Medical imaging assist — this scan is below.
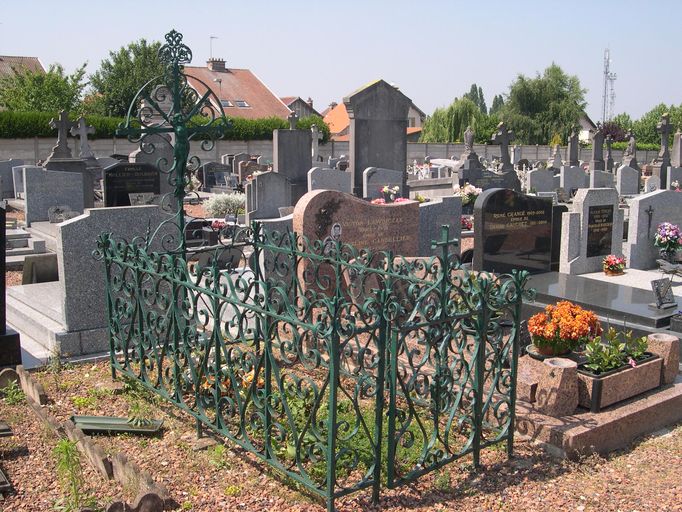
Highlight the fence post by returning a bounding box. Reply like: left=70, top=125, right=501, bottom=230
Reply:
left=472, top=280, right=490, bottom=469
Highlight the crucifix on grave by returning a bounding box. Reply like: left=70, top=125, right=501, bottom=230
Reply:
left=46, top=110, right=76, bottom=161
left=70, top=116, right=96, bottom=160
left=645, top=204, right=655, bottom=239
left=431, top=224, right=459, bottom=263
left=116, top=29, right=229, bottom=258
left=590, top=125, right=605, bottom=171
left=605, top=134, right=614, bottom=172
left=656, top=113, right=672, bottom=166
left=288, top=111, right=299, bottom=130
left=490, top=122, right=514, bottom=172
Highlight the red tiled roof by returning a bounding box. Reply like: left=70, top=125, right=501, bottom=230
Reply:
left=323, top=103, right=350, bottom=135
left=279, top=96, right=297, bottom=106
left=184, top=66, right=291, bottom=120
left=0, top=56, right=44, bottom=79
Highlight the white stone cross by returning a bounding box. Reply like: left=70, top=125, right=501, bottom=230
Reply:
left=70, top=116, right=96, bottom=159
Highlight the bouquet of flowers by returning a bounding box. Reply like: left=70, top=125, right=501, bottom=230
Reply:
left=453, top=182, right=482, bottom=206
left=527, top=301, right=601, bottom=356
left=602, top=254, right=626, bottom=274
left=461, top=216, right=473, bottom=230
left=654, top=222, right=682, bottom=257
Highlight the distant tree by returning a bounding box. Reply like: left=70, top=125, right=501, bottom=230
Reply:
left=295, top=115, right=331, bottom=144
left=0, top=63, right=86, bottom=112
left=500, top=63, right=586, bottom=144
left=611, top=112, right=633, bottom=133
left=463, top=83, right=487, bottom=115
left=420, top=97, right=483, bottom=143
left=632, top=103, right=682, bottom=145
left=87, top=39, right=164, bottom=117
left=490, top=94, right=504, bottom=115
left=601, top=121, right=626, bottom=142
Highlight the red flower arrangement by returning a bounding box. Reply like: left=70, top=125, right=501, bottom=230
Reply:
left=461, top=216, right=473, bottom=230
left=602, top=254, right=626, bottom=274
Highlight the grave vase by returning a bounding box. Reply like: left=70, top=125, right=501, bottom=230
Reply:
left=603, top=268, right=624, bottom=276
left=659, top=249, right=679, bottom=263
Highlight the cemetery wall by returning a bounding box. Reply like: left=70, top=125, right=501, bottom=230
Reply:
left=0, top=138, right=657, bottom=167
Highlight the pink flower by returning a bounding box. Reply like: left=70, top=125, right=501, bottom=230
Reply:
left=628, top=357, right=637, bottom=368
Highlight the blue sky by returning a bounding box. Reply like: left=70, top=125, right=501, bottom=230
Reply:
left=1, top=0, right=679, bottom=121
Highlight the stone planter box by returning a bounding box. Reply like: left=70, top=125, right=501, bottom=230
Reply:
left=669, top=314, right=682, bottom=333
left=577, top=354, right=662, bottom=412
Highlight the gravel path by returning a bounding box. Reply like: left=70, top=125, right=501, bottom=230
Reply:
left=0, top=361, right=680, bottom=511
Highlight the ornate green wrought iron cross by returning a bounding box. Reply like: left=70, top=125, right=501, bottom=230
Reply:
left=116, top=29, right=230, bottom=257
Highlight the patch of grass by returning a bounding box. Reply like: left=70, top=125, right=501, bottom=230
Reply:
left=224, top=484, right=240, bottom=496
left=87, top=387, right=113, bottom=400
left=434, top=468, right=452, bottom=492
left=1, top=380, right=25, bottom=405
left=52, top=439, right=97, bottom=512
left=208, top=444, right=231, bottom=470
left=127, top=399, right=156, bottom=427
left=70, top=395, right=96, bottom=409
left=181, top=500, right=193, bottom=510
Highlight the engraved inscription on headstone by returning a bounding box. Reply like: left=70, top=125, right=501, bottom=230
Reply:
left=103, top=163, right=160, bottom=207
left=586, top=205, right=614, bottom=258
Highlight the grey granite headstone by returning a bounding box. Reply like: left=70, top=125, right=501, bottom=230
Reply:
left=22, top=167, right=84, bottom=226
left=273, top=128, right=312, bottom=203
left=43, top=159, right=93, bottom=209
left=526, top=168, right=556, bottom=193
left=666, top=167, right=682, bottom=189
left=56, top=205, right=173, bottom=353
left=624, top=190, right=682, bottom=269
left=245, top=171, right=292, bottom=223
left=362, top=167, right=404, bottom=199
left=560, top=165, right=587, bottom=193
left=566, top=131, right=579, bottom=166
left=417, top=196, right=462, bottom=257
left=10, top=162, right=28, bottom=199
left=590, top=127, right=605, bottom=171
left=0, top=159, right=24, bottom=198
left=589, top=169, right=615, bottom=188
left=345, top=79, right=411, bottom=196
left=308, top=167, right=352, bottom=193
left=671, top=130, right=682, bottom=168
left=549, top=145, right=562, bottom=170
left=559, top=188, right=623, bottom=274
left=615, top=165, right=639, bottom=196
left=232, top=153, right=249, bottom=175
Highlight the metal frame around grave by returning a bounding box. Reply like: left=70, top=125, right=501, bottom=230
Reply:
left=97, top=29, right=533, bottom=511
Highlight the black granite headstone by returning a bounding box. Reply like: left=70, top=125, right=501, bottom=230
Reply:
left=462, top=169, right=521, bottom=192
left=103, top=163, right=161, bottom=207
left=550, top=204, right=568, bottom=272
left=473, top=188, right=553, bottom=274
left=586, top=205, right=614, bottom=258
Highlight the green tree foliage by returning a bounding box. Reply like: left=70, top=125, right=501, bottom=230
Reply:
left=601, top=121, right=626, bottom=142
left=631, top=104, right=682, bottom=145
left=295, top=115, right=331, bottom=144
left=420, top=97, right=483, bottom=143
left=490, top=94, right=504, bottom=115
left=463, top=84, right=487, bottom=115
left=500, top=63, right=586, bottom=144
left=88, top=39, right=164, bottom=117
left=611, top=112, right=633, bottom=133
left=0, top=64, right=86, bottom=112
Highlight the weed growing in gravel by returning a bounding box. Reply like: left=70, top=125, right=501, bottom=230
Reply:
left=70, top=395, right=96, bottom=409
left=208, top=444, right=231, bottom=470
left=1, top=380, right=25, bottom=405
left=121, top=376, right=161, bottom=406
left=87, top=387, right=113, bottom=400
left=181, top=500, right=193, bottom=510
left=224, top=484, right=241, bottom=496
left=127, top=399, right=156, bottom=427
left=434, top=468, right=452, bottom=492
left=52, top=438, right=97, bottom=512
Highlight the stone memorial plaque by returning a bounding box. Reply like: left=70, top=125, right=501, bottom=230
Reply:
left=473, top=188, right=553, bottom=274
left=650, top=278, right=677, bottom=309
left=103, top=163, right=160, bottom=207
left=129, top=192, right=155, bottom=206
left=586, top=205, right=614, bottom=258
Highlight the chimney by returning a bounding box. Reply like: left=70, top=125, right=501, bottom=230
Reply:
left=329, top=101, right=337, bottom=110
left=207, top=58, right=226, bottom=72
left=307, top=97, right=313, bottom=108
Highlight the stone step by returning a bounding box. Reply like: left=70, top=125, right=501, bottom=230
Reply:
left=8, top=283, right=64, bottom=324
left=6, top=295, right=61, bottom=356
left=26, top=223, right=57, bottom=253
left=6, top=238, right=29, bottom=249
left=6, top=239, right=47, bottom=257
left=6, top=229, right=30, bottom=240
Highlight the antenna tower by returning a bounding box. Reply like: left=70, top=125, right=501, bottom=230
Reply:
left=601, top=48, right=617, bottom=123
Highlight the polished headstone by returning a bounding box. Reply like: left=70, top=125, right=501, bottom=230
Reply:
left=103, top=162, right=161, bottom=207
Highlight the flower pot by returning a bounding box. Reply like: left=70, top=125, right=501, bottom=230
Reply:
left=603, top=269, right=624, bottom=276
left=527, top=343, right=570, bottom=359
left=577, top=353, right=662, bottom=413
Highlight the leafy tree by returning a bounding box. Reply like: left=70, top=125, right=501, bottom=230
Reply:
left=463, top=84, right=487, bottom=115
left=0, top=63, right=86, bottom=112
left=420, top=97, right=483, bottom=143
left=500, top=63, right=586, bottom=144
left=490, top=94, right=504, bottom=115
left=632, top=103, right=682, bottom=145
left=295, top=115, right=331, bottom=144
left=87, top=39, right=164, bottom=117
left=601, top=121, right=626, bottom=142
left=611, top=112, right=633, bottom=133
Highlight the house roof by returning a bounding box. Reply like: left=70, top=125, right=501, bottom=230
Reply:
left=184, top=65, right=291, bottom=120
left=279, top=96, right=297, bottom=106
left=0, top=56, right=44, bottom=79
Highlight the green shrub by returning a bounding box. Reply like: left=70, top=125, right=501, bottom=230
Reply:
left=204, top=193, right=246, bottom=218
left=1, top=380, right=25, bottom=405
left=0, top=110, right=124, bottom=139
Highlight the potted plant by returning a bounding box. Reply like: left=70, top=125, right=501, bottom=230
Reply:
left=577, top=328, right=662, bottom=412
left=461, top=215, right=473, bottom=231
left=654, top=222, right=682, bottom=262
left=602, top=254, right=626, bottom=276
left=527, top=301, right=601, bottom=357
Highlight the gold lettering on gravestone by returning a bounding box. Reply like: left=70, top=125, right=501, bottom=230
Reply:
left=486, top=209, right=550, bottom=231
left=586, top=205, right=614, bottom=257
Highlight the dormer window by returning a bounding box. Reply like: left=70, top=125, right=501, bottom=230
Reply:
left=235, top=100, right=250, bottom=108
left=220, top=100, right=233, bottom=107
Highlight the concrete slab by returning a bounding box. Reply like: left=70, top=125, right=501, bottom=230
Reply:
left=515, top=374, right=682, bottom=459
left=8, top=282, right=63, bottom=323
left=582, top=268, right=682, bottom=298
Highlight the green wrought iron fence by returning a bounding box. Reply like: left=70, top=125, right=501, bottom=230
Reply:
left=98, top=223, right=531, bottom=510
left=98, top=28, right=532, bottom=511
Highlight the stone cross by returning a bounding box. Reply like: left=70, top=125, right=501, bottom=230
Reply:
left=47, top=110, right=76, bottom=160
left=590, top=125, right=605, bottom=171
left=310, top=124, right=323, bottom=162
left=463, top=126, right=475, bottom=153
left=623, top=130, right=639, bottom=170
left=490, top=122, right=514, bottom=171
left=288, top=111, right=298, bottom=130
left=657, top=113, right=673, bottom=166
left=567, top=131, right=579, bottom=166
left=70, top=116, right=95, bottom=159
left=605, top=134, right=614, bottom=172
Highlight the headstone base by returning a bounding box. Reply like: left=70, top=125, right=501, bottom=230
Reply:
left=0, top=328, right=21, bottom=367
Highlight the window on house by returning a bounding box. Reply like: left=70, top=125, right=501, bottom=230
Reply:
left=235, top=100, right=250, bottom=108
left=220, top=100, right=233, bottom=107
left=409, top=117, right=416, bottom=127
